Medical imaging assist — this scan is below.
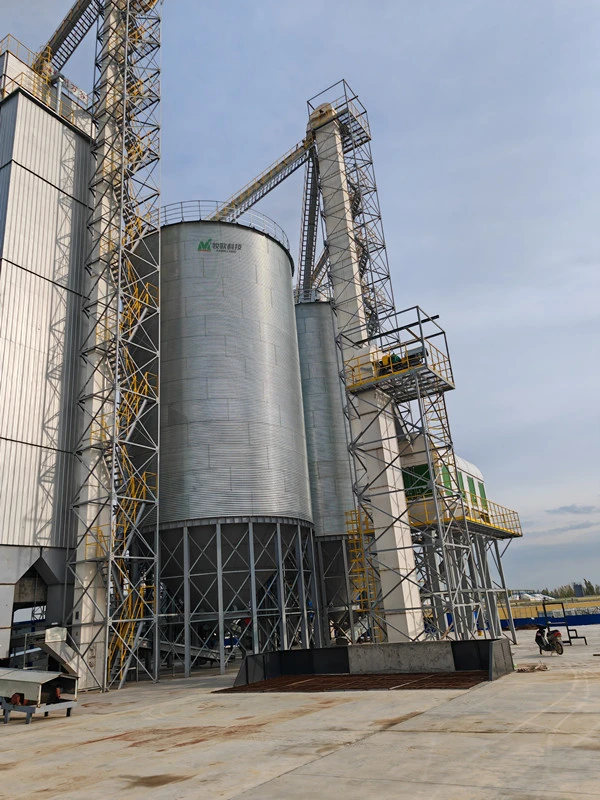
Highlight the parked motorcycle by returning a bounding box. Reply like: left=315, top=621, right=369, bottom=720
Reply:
left=535, top=624, right=564, bottom=655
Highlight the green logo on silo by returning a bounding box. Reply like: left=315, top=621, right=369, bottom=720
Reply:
left=198, top=238, right=212, bottom=252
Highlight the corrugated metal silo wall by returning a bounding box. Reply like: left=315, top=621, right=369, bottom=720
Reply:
left=0, top=91, right=90, bottom=551
left=295, top=301, right=354, bottom=537
left=159, top=221, right=312, bottom=523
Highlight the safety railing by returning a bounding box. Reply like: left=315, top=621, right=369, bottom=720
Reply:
left=85, top=526, right=110, bottom=560
left=500, top=598, right=600, bottom=621
left=465, top=498, right=522, bottom=537
left=160, top=200, right=290, bottom=252
left=0, top=34, right=38, bottom=69
left=0, top=71, right=91, bottom=134
left=344, top=338, right=453, bottom=393
left=307, top=80, right=371, bottom=141
left=408, top=495, right=522, bottom=538
left=1, top=33, right=90, bottom=102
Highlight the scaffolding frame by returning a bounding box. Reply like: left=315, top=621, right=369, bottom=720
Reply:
left=68, top=0, right=161, bottom=690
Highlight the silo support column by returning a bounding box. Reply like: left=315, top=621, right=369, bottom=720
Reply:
left=183, top=525, right=191, bottom=678
left=341, top=539, right=356, bottom=643
left=216, top=523, right=225, bottom=675
left=248, top=522, right=260, bottom=654
left=295, top=525, right=309, bottom=649
left=307, top=533, right=324, bottom=648
left=275, top=524, right=288, bottom=650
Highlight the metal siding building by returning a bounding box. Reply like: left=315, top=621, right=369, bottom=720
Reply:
left=0, top=86, right=91, bottom=657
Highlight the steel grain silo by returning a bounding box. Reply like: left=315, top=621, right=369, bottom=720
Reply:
left=295, top=300, right=354, bottom=538
left=296, top=300, right=356, bottom=638
left=154, top=203, right=318, bottom=673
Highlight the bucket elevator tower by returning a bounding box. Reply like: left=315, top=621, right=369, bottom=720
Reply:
left=209, top=80, right=521, bottom=644
left=300, top=83, right=519, bottom=642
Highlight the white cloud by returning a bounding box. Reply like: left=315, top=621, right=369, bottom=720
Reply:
left=546, top=504, right=600, bottom=515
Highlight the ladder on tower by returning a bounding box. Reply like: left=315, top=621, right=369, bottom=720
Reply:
left=345, top=510, right=384, bottom=642
left=297, top=153, right=320, bottom=301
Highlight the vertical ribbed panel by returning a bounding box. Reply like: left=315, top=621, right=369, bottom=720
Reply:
left=0, top=164, right=10, bottom=254
left=1, top=166, right=87, bottom=287
left=0, top=91, right=90, bottom=550
left=295, top=301, right=354, bottom=537
left=0, top=53, right=30, bottom=86
left=10, top=94, right=91, bottom=203
left=160, top=221, right=312, bottom=524
left=0, top=261, right=79, bottom=448
left=0, top=439, right=75, bottom=549
left=0, top=92, right=17, bottom=169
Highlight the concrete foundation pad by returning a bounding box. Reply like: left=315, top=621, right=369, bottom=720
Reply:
left=347, top=640, right=455, bottom=673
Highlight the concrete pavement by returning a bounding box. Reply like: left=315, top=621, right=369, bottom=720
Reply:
left=1, top=625, right=599, bottom=799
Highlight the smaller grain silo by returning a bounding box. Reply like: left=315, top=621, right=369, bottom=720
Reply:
left=295, top=299, right=357, bottom=640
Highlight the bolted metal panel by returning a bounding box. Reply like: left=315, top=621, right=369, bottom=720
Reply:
left=0, top=164, right=10, bottom=252
left=0, top=262, right=80, bottom=449
left=295, top=301, right=354, bottom=537
left=160, top=220, right=312, bottom=524
left=0, top=52, right=34, bottom=87
left=0, top=91, right=89, bottom=553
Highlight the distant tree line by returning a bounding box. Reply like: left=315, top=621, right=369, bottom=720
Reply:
left=540, top=579, right=600, bottom=598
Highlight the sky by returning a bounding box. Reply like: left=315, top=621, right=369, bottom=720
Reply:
left=2, top=0, right=599, bottom=589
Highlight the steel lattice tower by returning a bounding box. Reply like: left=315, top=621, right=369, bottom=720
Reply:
left=304, top=81, right=509, bottom=642
left=69, top=0, right=161, bottom=690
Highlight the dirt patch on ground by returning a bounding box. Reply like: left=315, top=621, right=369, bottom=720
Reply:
left=82, top=699, right=353, bottom=752
left=123, top=774, right=194, bottom=788
left=85, top=723, right=264, bottom=750
left=372, top=711, right=423, bottom=729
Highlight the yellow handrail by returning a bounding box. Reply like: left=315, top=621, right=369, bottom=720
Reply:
left=344, top=339, right=453, bottom=392
left=0, top=34, right=38, bottom=69
left=0, top=72, right=90, bottom=133
left=408, top=494, right=522, bottom=538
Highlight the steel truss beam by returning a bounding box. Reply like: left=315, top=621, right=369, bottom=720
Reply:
left=34, top=0, right=102, bottom=75
left=158, top=520, right=320, bottom=675
left=68, top=0, right=161, bottom=690
left=209, top=139, right=311, bottom=223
